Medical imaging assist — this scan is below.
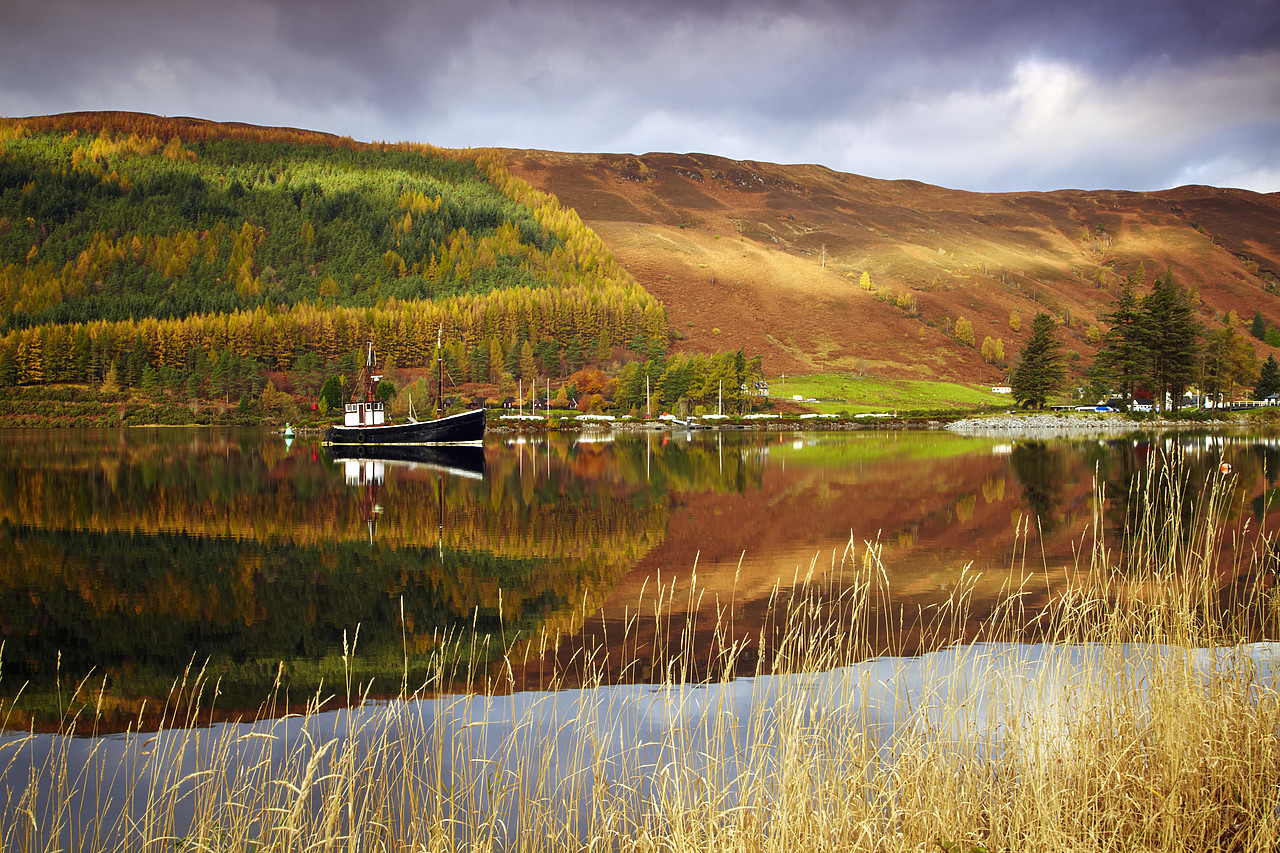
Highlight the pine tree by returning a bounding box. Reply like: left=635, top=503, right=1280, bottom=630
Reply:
left=1143, top=271, right=1201, bottom=412
left=1255, top=355, right=1280, bottom=400
left=1011, top=313, right=1064, bottom=409
left=1092, top=282, right=1146, bottom=406
left=1251, top=309, right=1266, bottom=340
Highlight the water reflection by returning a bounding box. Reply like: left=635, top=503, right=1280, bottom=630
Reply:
left=0, top=427, right=1278, bottom=731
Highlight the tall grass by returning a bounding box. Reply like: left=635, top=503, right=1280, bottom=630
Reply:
left=2, top=449, right=1278, bottom=852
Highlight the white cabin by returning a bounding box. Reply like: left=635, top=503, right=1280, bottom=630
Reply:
left=344, top=401, right=386, bottom=427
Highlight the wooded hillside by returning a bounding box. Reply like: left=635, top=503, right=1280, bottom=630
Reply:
left=0, top=113, right=667, bottom=407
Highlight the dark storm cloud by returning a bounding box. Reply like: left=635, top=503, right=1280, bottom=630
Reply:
left=1, top=0, right=1277, bottom=191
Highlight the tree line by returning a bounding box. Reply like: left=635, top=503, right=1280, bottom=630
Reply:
left=1013, top=268, right=1271, bottom=411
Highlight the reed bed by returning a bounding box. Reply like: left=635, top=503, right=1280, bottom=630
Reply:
left=2, top=449, right=1279, bottom=852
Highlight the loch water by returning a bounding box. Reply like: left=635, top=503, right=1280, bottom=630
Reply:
left=1, top=425, right=1278, bottom=731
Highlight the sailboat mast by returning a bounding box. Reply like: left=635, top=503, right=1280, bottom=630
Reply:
left=436, top=326, right=444, bottom=420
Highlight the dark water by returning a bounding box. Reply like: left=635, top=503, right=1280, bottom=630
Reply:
left=1, top=426, right=1277, bottom=731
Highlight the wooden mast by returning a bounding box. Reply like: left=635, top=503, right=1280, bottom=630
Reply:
left=436, top=326, right=444, bottom=420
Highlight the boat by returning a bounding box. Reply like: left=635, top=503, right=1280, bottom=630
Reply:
left=323, top=340, right=485, bottom=447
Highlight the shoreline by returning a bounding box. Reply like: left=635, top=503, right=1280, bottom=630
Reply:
left=943, top=411, right=1247, bottom=437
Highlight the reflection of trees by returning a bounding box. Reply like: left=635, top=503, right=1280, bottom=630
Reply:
left=1097, top=437, right=1258, bottom=566
left=0, top=430, right=768, bottom=728
left=1249, top=443, right=1280, bottom=522
left=0, top=527, right=564, bottom=704
left=0, top=432, right=763, bottom=552
left=1010, top=441, right=1067, bottom=533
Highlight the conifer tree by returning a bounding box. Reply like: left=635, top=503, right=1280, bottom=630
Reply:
left=1011, top=313, right=1064, bottom=409
left=1143, top=271, right=1201, bottom=411
left=1255, top=355, right=1280, bottom=400
left=1092, top=281, right=1146, bottom=406
left=1251, top=309, right=1267, bottom=340
left=519, top=340, right=536, bottom=382
left=1202, top=324, right=1255, bottom=405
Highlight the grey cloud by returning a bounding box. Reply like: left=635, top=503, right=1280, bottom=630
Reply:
left=1, top=0, right=1277, bottom=191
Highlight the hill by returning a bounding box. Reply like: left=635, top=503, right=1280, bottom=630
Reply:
left=4, top=112, right=1279, bottom=419
left=0, top=113, right=666, bottom=423
left=502, top=150, right=1280, bottom=383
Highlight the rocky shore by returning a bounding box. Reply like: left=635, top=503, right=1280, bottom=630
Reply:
left=944, top=412, right=1216, bottom=436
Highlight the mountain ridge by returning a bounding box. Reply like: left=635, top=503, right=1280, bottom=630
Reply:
left=502, top=148, right=1280, bottom=382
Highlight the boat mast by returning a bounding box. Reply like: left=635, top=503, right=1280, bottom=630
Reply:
left=436, top=325, right=444, bottom=420
left=364, top=341, right=375, bottom=402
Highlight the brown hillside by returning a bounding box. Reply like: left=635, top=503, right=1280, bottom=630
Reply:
left=502, top=150, right=1280, bottom=382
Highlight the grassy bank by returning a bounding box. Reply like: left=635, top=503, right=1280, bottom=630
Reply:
left=771, top=373, right=1012, bottom=415
left=2, top=450, right=1279, bottom=852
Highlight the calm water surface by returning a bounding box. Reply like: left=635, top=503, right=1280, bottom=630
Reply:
left=1, top=425, right=1277, bottom=731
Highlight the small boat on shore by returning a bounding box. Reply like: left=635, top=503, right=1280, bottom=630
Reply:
left=323, top=341, right=485, bottom=447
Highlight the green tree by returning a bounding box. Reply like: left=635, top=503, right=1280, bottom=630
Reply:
left=1143, top=271, right=1201, bottom=412
left=320, top=375, right=345, bottom=410
left=469, top=342, right=488, bottom=383
left=1092, top=282, right=1146, bottom=406
left=1255, top=355, right=1280, bottom=400
left=1251, top=309, right=1267, bottom=340
left=1011, top=313, right=1064, bottom=409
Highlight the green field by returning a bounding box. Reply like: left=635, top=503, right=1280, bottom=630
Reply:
left=770, top=373, right=1012, bottom=414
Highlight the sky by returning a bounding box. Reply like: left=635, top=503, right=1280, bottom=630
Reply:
left=2, top=0, right=1278, bottom=193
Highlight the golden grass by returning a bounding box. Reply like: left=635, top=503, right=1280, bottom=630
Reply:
left=2, top=449, right=1279, bottom=852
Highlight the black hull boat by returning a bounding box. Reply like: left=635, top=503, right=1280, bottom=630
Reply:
left=323, top=407, right=486, bottom=446
left=323, top=339, right=486, bottom=448
left=325, top=441, right=486, bottom=479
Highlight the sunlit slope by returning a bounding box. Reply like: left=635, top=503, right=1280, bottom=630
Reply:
left=504, top=150, right=1280, bottom=380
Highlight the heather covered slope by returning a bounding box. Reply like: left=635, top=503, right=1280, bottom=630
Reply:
left=504, top=150, right=1280, bottom=382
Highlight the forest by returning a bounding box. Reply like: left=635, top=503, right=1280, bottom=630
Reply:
left=0, top=113, right=670, bottom=420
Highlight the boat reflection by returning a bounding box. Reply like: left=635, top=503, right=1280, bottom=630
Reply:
left=325, top=442, right=486, bottom=481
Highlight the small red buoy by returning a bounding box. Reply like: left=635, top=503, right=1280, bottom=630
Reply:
left=1220, top=462, right=1232, bottom=474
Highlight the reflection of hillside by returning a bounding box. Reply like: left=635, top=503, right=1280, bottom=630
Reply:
left=515, top=433, right=1280, bottom=689
left=0, top=525, right=588, bottom=726
left=0, top=430, right=773, bottom=731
